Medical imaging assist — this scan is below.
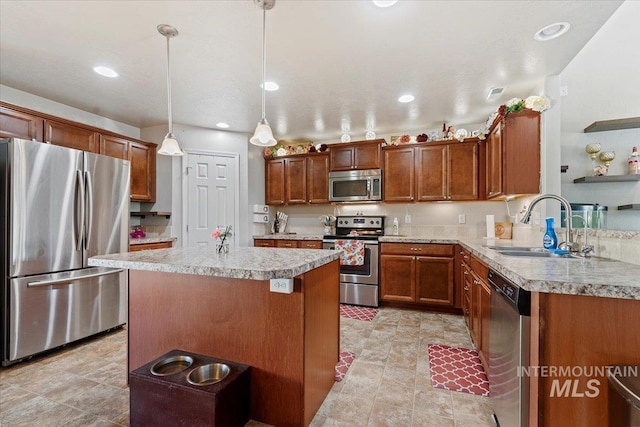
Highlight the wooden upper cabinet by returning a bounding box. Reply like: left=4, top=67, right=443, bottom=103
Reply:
left=383, top=147, right=415, bottom=202
left=329, top=140, right=382, bottom=171
left=100, top=134, right=129, bottom=160
left=129, top=141, right=156, bottom=202
left=0, top=105, right=44, bottom=141
left=45, top=120, right=99, bottom=153
left=416, top=142, right=478, bottom=202
left=285, top=157, right=307, bottom=204
left=265, top=158, right=286, bottom=205
left=448, top=142, right=479, bottom=200
left=487, top=109, right=541, bottom=199
left=416, top=145, right=447, bottom=201
left=307, top=153, right=329, bottom=204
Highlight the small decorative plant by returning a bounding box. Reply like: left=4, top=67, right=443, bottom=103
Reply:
left=211, top=226, right=233, bottom=253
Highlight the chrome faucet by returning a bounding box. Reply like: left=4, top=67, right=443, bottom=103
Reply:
left=520, top=194, right=576, bottom=251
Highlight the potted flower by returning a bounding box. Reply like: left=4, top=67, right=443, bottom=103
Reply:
left=211, top=226, right=233, bottom=254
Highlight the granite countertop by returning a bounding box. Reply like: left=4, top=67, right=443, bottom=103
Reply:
left=380, top=236, right=640, bottom=300
left=89, top=246, right=341, bottom=280
left=254, top=234, right=324, bottom=240
left=129, top=236, right=177, bottom=245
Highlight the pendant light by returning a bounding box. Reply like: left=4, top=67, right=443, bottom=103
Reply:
left=157, top=24, right=184, bottom=156
left=250, top=0, right=277, bottom=147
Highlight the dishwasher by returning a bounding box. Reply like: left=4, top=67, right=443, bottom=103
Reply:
left=488, top=269, right=531, bottom=427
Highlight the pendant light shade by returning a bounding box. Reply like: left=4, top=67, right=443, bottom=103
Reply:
left=157, top=24, right=184, bottom=156
left=250, top=0, right=277, bottom=147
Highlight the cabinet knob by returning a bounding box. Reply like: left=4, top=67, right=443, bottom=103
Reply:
left=463, top=255, right=469, bottom=259
left=464, top=286, right=469, bottom=291
left=463, top=271, right=469, bottom=275
left=473, top=279, right=480, bottom=285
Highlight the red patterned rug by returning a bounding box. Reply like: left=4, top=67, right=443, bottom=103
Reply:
left=427, top=344, right=490, bottom=396
left=335, top=351, right=356, bottom=382
left=340, top=304, right=378, bottom=322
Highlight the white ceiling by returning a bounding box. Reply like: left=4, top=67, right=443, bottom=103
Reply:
left=0, top=0, right=623, bottom=142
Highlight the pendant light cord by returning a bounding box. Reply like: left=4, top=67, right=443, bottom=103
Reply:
left=261, top=8, right=267, bottom=121
left=166, top=33, right=173, bottom=134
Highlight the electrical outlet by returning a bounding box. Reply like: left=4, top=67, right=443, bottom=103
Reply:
left=270, top=278, right=294, bottom=294
left=458, top=214, right=466, bottom=224
left=560, top=86, right=568, bottom=97
left=405, top=214, right=411, bottom=224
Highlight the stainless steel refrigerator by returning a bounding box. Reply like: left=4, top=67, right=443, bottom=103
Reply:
left=1, top=138, right=130, bottom=366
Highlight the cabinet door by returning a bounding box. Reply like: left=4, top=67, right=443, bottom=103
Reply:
left=129, top=141, right=156, bottom=202
left=265, top=158, right=286, bottom=205
left=254, top=239, right=275, bottom=247
left=45, top=120, right=99, bottom=153
left=299, top=240, right=322, bottom=249
left=380, top=254, right=415, bottom=302
left=470, top=271, right=483, bottom=348
left=307, top=154, right=329, bottom=204
left=354, top=144, right=380, bottom=169
left=330, top=146, right=355, bottom=171
left=100, top=134, right=129, bottom=160
left=479, top=280, right=491, bottom=368
left=275, top=240, right=298, bottom=248
left=285, top=157, right=307, bottom=204
left=448, top=142, right=479, bottom=200
left=383, top=147, right=415, bottom=202
left=502, top=110, right=541, bottom=196
left=415, top=256, right=455, bottom=306
left=486, top=122, right=503, bottom=199
left=416, top=145, right=447, bottom=201
left=0, top=106, right=44, bottom=141
left=462, top=262, right=473, bottom=330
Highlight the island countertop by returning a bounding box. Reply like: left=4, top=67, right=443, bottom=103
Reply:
left=380, top=236, right=640, bottom=300
left=89, top=246, right=341, bottom=280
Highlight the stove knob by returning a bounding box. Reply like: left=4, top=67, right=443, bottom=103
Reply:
left=376, top=220, right=380, bottom=224
left=370, top=220, right=374, bottom=224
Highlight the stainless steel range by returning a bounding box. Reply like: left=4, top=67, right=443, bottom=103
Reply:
left=322, top=216, right=384, bottom=308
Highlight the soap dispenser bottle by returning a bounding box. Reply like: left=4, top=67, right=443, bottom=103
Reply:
left=543, top=217, right=558, bottom=250
left=392, top=217, right=399, bottom=235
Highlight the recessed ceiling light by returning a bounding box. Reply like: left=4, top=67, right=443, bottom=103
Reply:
left=216, top=122, right=230, bottom=129
left=487, top=87, right=504, bottom=100
left=93, top=66, right=118, bottom=78
left=398, top=94, right=415, bottom=103
left=261, top=82, right=279, bottom=91
left=534, top=22, right=570, bottom=41
left=373, top=0, right=398, bottom=7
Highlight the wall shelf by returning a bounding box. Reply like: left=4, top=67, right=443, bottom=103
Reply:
left=130, top=211, right=171, bottom=218
left=617, top=204, right=640, bottom=211
left=584, top=117, right=640, bottom=133
left=573, top=175, right=640, bottom=183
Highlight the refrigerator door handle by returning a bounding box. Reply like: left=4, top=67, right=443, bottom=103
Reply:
left=74, top=170, right=85, bottom=250
left=84, top=170, right=94, bottom=251
left=27, top=268, right=124, bottom=287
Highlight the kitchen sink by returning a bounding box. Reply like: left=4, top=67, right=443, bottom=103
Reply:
left=485, top=246, right=617, bottom=261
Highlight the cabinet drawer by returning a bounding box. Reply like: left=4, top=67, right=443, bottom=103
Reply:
left=469, top=254, right=488, bottom=279
left=129, top=241, right=173, bottom=252
left=275, top=240, right=298, bottom=248
left=254, top=239, right=275, bottom=247
left=299, top=240, right=322, bottom=249
left=381, top=243, right=454, bottom=257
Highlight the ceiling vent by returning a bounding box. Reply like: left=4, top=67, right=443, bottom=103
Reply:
left=487, top=87, right=504, bottom=100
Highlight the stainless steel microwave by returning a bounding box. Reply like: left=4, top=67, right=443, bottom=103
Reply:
left=329, top=169, right=382, bottom=202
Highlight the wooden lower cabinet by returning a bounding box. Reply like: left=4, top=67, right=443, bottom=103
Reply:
left=380, top=243, right=455, bottom=309
left=254, top=239, right=322, bottom=249
left=129, top=241, right=173, bottom=252
left=458, top=248, right=490, bottom=368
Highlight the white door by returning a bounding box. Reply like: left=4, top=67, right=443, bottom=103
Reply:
left=185, top=151, right=238, bottom=248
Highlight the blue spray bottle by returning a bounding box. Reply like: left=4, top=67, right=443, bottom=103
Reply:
left=543, top=217, right=558, bottom=250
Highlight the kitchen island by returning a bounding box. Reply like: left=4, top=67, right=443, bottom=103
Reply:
left=89, top=246, right=341, bottom=427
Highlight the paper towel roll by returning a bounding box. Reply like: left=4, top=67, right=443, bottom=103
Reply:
left=486, top=215, right=496, bottom=238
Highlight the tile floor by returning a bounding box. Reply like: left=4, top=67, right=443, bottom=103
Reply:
left=0, top=308, right=495, bottom=426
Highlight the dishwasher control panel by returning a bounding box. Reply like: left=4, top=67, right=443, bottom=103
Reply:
left=488, top=270, right=531, bottom=316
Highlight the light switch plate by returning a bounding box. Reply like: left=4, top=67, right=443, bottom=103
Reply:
left=253, top=214, right=270, bottom=223
left=270, top=278, right=294, bottom=294
left=252, top=204, right=269, bottom=213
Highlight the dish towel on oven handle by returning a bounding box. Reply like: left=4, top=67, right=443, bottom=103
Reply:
left=335, top=239, right=365, bottom=266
